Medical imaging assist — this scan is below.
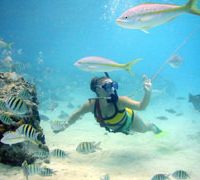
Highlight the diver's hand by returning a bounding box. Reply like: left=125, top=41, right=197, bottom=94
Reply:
left=143, top=74, right=152, bottom=92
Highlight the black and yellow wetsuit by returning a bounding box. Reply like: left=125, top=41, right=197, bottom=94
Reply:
left=94, top=99, right=134, bottom=134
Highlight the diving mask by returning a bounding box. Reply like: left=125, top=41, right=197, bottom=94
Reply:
left=100, top=81, right=118, bottom=93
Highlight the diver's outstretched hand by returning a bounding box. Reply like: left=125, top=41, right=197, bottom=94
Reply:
left=143, top=74, right=152, bottom=92
left=51, top=120, right=69, bottom=134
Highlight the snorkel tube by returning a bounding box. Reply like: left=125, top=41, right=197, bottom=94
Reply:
left=104, top=72, right=118, bottom=104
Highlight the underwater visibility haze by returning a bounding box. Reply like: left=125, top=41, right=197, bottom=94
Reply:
left=0, top=0, right=200, bottom=179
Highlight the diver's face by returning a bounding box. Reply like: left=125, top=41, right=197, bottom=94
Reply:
left=96, top=79, right=118, bottom=97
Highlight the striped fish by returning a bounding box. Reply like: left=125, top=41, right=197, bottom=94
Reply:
left=0, top=99, right=7, bottom=111
left=39, top=167, right=55, bottom=176
left=6, top=96, right=30, bottom=115
left=16, top=124, right=45, bottom=144
left=22, top=161, right=42, bottom=180
left=100, top=174, right=110, bottom=180
left=33, top=149, right=49, bottom=159
left=76, top=141, right=101, bottom=154
left=18, top=89, right=33, bottom=100
left=151, top=174, right=170, bottom=180
left=0, top=112, right=16, bottom=125
left=50, top=149, right=68, bottom=158
left=172, top=170, right=190, bottom=179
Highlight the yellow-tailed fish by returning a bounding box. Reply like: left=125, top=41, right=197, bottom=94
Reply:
left=116, top=0, right=200, bottom=33
left=74, top=56, right=141, bottom=75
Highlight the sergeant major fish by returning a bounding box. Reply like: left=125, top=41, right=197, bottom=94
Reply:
left=39, top=167, right=55, bottom=176
left=18, top=89, right=33, bottom=100
left=116, top=0, right=200, bottom=33
left=74, top=56, right=141, bottom=75
left=50, top=149, right=68, bottom=158
left=76, top=141, right=101, bottom=154
left=22, top=161, right=41, bottom=180
left=33, top=149, right=50, bottom=159
left=6, top=95, right=30, bottom=115
left=0, top=99, right=7, bottom=111
left=16, top=124, right=45, bottom=144
left=151, top=173, right=170, bottom=180
left=172, top=170, right=190, bottom=179
left=0, top=112, right=16, bottom=125
left=1, top=125, right=45, bottom=145
left=22, top=161, right=55, bottom=179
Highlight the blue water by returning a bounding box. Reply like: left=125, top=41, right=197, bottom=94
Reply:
left=0, top=0, right=200, bottom=179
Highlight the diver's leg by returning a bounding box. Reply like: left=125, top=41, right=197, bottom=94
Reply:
left=132, top=114, right=162, bottom=134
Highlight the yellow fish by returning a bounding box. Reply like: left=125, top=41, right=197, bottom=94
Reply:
left=116, top=0, right=200, bottom=33
left=74, top=56, right=141, bottom=75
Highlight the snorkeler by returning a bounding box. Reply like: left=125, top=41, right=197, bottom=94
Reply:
left=63, top=73, right=161, bottom=135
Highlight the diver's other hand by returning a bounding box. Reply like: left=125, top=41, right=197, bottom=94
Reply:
left=51, top=119, right=68, bottom=134
left=143, top=74, right=152, bottom=92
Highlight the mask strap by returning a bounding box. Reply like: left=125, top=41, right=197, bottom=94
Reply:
left=104, top=72, right=110, bottom=78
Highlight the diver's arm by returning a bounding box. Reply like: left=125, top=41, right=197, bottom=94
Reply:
left=65, top=101, right=92, bottom=127
left=119, top=75, right=152, bottom=110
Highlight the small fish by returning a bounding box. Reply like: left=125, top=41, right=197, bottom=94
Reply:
left=16, top=124, right=45, bottom=144
left=40, top=114, right=50, bottom=121
left=39, top=167, right=55, bottom=176
left=100, top=174, right=110, bottom=180
left=156, top=116, right=168, bottom=121
left=0, top=112, right=16, bottom=125
left=0, top=99, right=7, bottom=111
left=0, top=39, right=13, bottom=49
left=33, top=149, right=50, bottom=159
left=172, top=170, right=190, bottom=179
left=50, top=120, right=67, bottom=133
left=165, top=108, right=176, bottom=114
left=18, top=89, right=33, bottom=100
left=22, top=161, right=42, bottom=180
left=176, top=113, right=183, bottom=116
left=67, top=102, right=74, bottom=109
left=176, top=97, right=186, bottom=100
left=0, top=131, right=25, bottom=145
left=50, top=149, right=68, bottom=158
left=151, top=173, right=170, bottom=180
left=74, top=56, right=141, bottom=75
left=189, top=93, right=200, bottom=112
left=6, top=96, right=30, bottom=115
left=76, top=141, right=101, bottom=154
left=116, top=0, right=200, bottom=33
left=167, top=54, right=183, bottom=68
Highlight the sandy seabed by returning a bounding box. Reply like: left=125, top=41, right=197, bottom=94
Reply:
left=0, top=98, right=200, bottom=180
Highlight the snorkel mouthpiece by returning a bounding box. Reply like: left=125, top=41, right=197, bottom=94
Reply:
left=103, top=72, right=119, bottom=103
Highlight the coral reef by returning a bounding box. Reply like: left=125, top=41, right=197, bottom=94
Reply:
left=0, top=72, right=47, bottom=166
